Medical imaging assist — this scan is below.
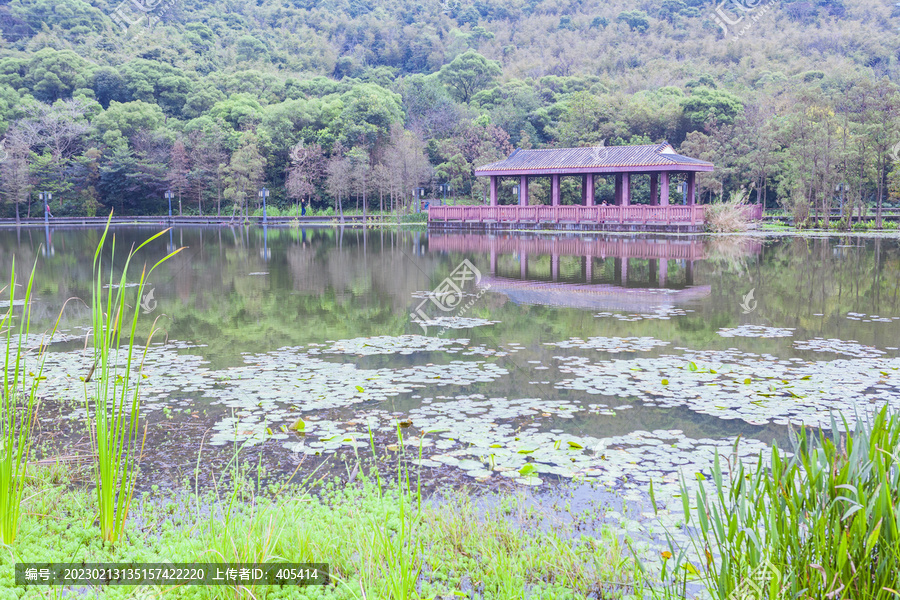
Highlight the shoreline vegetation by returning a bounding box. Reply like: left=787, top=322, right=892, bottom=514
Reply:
left=4, top=408, right=898, bottom=599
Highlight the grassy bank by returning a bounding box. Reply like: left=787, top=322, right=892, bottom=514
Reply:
left=1, top=463, right=640, bottom=600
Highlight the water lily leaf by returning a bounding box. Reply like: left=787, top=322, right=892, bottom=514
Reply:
left=519, top=464, right=536, bottom=476
left=289, top=418, right=305, bottom=432
left=567, top=441, right=583, bottom=449
left=688, top=361, right=698, bottom=372
left=355, top=386, right=365, bottom=393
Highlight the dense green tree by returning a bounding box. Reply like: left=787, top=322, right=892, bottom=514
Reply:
left=438, top=50, right=501, bottom=103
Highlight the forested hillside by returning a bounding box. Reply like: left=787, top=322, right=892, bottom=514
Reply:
left=1, top=0, right=899, bottom=222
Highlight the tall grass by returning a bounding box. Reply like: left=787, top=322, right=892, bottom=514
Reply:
left=648, top=406, right=900, bottom=599
left=0, top=258, right=61, bottom=544
left=85, top=218, right=181, bottom=542
left=705, top=190, right=755, bottom=233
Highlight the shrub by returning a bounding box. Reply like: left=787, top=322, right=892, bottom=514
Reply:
left=705, top=191, right=755, bottom=233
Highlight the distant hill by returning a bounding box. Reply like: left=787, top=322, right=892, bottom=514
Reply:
left=0, top=0, right=897, bottom=221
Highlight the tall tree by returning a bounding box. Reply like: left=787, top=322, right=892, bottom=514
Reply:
left=285, top=142, right=325, bottom=208
left=326, top=144, right=350, bottom=223
left=167, top=137, right=190, bottom=216
left=383, top=125, right=431, bottom=214
left=0, top=132, right=32, bottom=226
left=223, top=134, right=266, bottom=220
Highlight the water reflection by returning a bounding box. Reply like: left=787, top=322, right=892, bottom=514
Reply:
left=425, top=233, right=760, bottom=311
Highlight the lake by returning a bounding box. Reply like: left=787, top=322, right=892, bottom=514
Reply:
left=5, top=225, right=900, bottom=538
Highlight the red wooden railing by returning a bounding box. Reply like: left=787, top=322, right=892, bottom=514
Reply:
left=428, top=204, right=765, bottom=226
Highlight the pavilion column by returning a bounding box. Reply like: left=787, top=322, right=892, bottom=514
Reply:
left=621, top=173, right=631, bottom=206
left=687, top=172, right=696, bottom=205
left=614, top=174, right=622, bottom=205
left=585, top=174, right=595, bottom=206
left=551, top=174, right=560, bottom=206
left=650, top=173, right=659, bottom=206
left=551, top=253, right=559, bottom=281
left=519, top=175, right=529, bottom=206
left=659, top=172, right=670, bottom=206
left=490, top=176, right=498, bottom=206
left=659, top=259, right=668, bottom=286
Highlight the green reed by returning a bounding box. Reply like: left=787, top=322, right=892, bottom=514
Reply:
left=647, top=406, right=900, bottom=599
left=85, top=217, right=181, bottom=542
left=0, top=258, right=61, bottom=544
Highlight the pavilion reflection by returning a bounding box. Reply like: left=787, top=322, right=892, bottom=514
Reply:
left=427, top=233, right=763, bottom=311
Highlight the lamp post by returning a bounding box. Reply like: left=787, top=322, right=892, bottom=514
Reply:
left=258, top=188, right=269, bottom=224
left=39, top=191, right=52, bottom=225
left=165, top=190, right=174, bottom=220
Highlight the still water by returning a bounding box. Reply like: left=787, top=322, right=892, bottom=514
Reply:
left=4, top=226, right=900, bottom=517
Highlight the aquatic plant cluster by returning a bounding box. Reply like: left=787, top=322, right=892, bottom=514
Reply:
left=31, top=327, right=900, bottom=560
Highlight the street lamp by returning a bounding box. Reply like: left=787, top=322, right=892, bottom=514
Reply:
left=39, top=191, right=52, bottom=225
left=165, top=190, right=174, bottom=219
left=258, top=187, right=269, bottom=224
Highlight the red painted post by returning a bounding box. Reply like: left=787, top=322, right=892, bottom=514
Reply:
left=490, top=176, right=498, bottom=207
left=687, top=172, right=696, bottom=205
left=520, top=175, right=529, bottom=206
left=622, top=173, right=631, bottom=206
left=614, top=174, right=622, bottom=205
left=551, top=174, right=560, bottom=206
left=585, top=173, right=594, bottom=206
left=660, top=172, right=669, bottom=206
left=650, top=173, right=659, bottom=206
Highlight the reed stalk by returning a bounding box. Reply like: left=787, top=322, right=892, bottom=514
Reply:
left=85, top=216, right=181, bottom=542
left=0, top=258, right=61, bottom=544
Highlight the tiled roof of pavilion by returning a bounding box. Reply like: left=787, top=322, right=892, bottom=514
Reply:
left=475, top=142, right=714, bottom=175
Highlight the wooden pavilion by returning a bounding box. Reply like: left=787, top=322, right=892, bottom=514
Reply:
left=428, top=142, right=757, bottom=231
